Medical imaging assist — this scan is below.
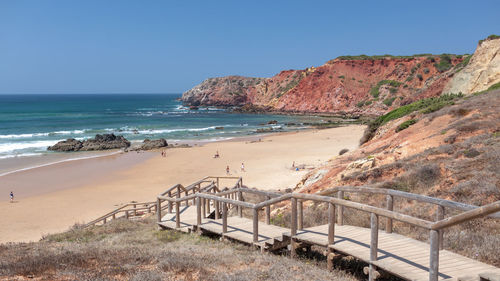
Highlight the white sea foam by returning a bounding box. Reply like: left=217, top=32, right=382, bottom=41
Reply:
left=0, top=140, right=61, bottom=153
left=0, top=151, right=122, bottom=177
left=0, top=129, right=87, bottom=139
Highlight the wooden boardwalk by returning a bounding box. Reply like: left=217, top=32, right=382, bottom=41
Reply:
left=158, top=206, right=500, bottom=281
left=292, top=224, right=500, bottom=281
left=158, top=206, right=290, bottom=250
left=152, top=176, right=500, bottom=281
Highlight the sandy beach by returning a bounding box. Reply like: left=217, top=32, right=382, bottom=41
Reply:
left=0, top=125, right=365, bottom=243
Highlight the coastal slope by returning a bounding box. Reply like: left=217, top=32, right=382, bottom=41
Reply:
left=293, top=89, right=500, bottom=266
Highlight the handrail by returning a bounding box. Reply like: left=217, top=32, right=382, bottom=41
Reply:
left=85, top=201, right=157, bottom=227
left=291, top=193, right=433, bottom=229
left=432, top=200, right=500, bottom=230
left=320, top=185, right=500, bottom=218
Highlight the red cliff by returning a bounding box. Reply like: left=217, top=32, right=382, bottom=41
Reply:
left=182, top=54, right=467, bottom=116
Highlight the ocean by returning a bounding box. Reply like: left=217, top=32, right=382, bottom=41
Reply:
left=0, top=94, right=320, bottom=169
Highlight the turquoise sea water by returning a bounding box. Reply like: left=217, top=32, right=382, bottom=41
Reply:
left=0, top=94, right=318, bottom=159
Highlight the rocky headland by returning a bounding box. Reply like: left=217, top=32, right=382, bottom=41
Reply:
left=182, top=37, right=500, bottom=117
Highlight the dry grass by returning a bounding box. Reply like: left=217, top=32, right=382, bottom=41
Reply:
left=0, top=217, right=358, bottom=281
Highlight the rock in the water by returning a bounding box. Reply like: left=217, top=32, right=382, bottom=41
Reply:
left=47, top=138, right=83, bottom=152
left=139, top=138, right=168, bottom=150
left=48, top=134, right=130, bottom=152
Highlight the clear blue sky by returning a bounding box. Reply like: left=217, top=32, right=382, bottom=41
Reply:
left=0, top=0, right=498, bottom=94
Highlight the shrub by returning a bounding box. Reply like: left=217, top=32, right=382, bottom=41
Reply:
left=370, top=80, right=402, bottom=98
left=396, top=119, right=417, bottom=132
left=463, top=149, right=480, bottom=158
left=365, top=100, right=373, bottom=105
left=339, top=148, right=349, bottom=155
left=389, top=87, right=398, bottom=94
left=338, top=75, right=345, bottom=79
left=423, top=68, right=430, bottom=74
left=417, top=74, right=423, bottom=81
left=405, top=76, right=414, bottom=82
left=356, top=101, right=365, bottom=107
left=478, top=34, right=500, bottom=45
left=383, top=97, right=396, bottom=106
left=434, top=54, right=453, bottom=72
left=487, top=82, right=500, bottom=91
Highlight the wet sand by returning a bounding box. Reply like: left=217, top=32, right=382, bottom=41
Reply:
left=0, top=125, right=365, bottom=243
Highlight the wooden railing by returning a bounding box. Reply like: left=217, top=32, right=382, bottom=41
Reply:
left=84, top=201, right=157, bottom=227
left=157, top=179, right=500, bottom=281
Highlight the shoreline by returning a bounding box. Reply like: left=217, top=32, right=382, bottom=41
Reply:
left=0, top=125, right=365, bottom=243
left=0, top=128, right=305, bottom=178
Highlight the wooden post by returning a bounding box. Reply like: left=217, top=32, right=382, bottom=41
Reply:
left=253, top=208, right=259, bottom=243
left=327, top=202, right=336, bottom=270
left=328, top=203, right=335, bottom=245
left=238, top=190, right=243, bottom=217
left=337, top=191, right=344, bottom=226
left=386, top=195, right=393, bottom=233
left=206, top=198, right=211, bottom=216
left=156, top=198, right=162, bottom=223
left=125, top=210, right=129, bottom=219
left=202, top=197, right=206, bottom=218
left=168, top=191, right=172, bottom=213
left=291, top=198, right=298, bottom=259
left=298, top=200, right=303, bottom=230
left=175, top=202, right=180, bottom=228
left=215, top=198, right=220, bottom=219
left=436, top=205, right=445, bottom=250
left=112, top=213, right=116, bottom=219
left=291, top=198, right=297, bottom=236
left=369, top=213, right=379, bottom=281
left=185, top=190, right=188, bottom=206
left=222, top=202, right=228, bottom=233
left=265, top=196, right=271, bottom=225
left=196, top=197, right=201, bottom=231
left=429, top=229, right=440, bottom=281
left=133, top=204, right=137, bottom=216
left=217, top=177, right=220, bottom=189
left=103, top=218, right=107, bottom=224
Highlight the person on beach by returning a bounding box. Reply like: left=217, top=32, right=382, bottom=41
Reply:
left=241, top=162, right=245, bottom=172
left=214, top=150, right=220, bottom=158
left=226, top=165, right=230, bottom=175
left=10, top=191, right=14, bottom=203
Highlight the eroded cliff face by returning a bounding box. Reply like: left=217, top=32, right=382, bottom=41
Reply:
left=182, top=56, right=465, bottom=115
left=444, top=38, right=500, bottom=94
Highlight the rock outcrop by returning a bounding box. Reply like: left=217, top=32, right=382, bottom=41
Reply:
left=139, top=138, right=168, bottom=150
left=443, top=37, right=500, bottom=94
left=48, top=134, right=130, bottom=152
left=182, top=76, right=265, bottom=106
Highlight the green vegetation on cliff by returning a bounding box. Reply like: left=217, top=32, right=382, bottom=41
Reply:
left=370, top=80, right=402, bottom=98
left=478, top=34, right=500, bottom=45
left=361, top=93, right=464, bottom=143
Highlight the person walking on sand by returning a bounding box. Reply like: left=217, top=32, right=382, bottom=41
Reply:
left=10, top=191, right=14, bottom=203
left=241, top=162, right=245, bottom=172
left=226, top=165, right=230, bottom=175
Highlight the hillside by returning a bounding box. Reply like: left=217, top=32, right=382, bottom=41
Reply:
left=290, top=89, right=500, bottom=266
left=182, top=37, right=500, bottom=117
left=0, top=218, right=357, bottom=281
